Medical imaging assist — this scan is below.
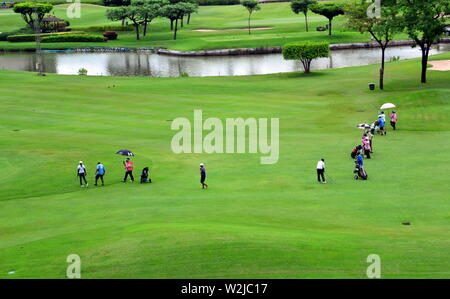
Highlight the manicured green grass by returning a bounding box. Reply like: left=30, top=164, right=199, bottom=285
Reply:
left=0, top=3, right=409, bottom=51
left=0, top=53, right=449, bottom=278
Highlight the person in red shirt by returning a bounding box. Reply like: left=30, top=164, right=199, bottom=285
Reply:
left=123, top=158, right=134, bottom=182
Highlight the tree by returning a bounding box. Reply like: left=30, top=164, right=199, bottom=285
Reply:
left=345, top=0, right=401, bottom=90
left=310, top=2, right=344, bottom=36
left=282, top=42, right=330, bottom=73
left=13, top=2, right=53, bottom=30
left=241, top=0, right=260, bottom=35
left=159, top=2, right=197, bottom=40
left=106, top=6, right=128, bottom=26
left=103, top=0, right=131, bottom=6
left=290, top=0, right=317, bottom=32
left=131, top=0, right=167, bottom=37
left=398, top=0, right=450, bottom=83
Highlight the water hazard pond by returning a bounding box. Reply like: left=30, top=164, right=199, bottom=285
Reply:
left=0, top=43, right=449, bottom=77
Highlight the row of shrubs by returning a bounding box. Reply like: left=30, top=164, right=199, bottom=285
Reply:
left=41, top=34, right=107, bottom=43
left=6, top=31, right=84, bottom=42
left=0, top=28, right=33, bottom=41
left=196, top=0, right=240, bottom=5
left=72, top=25, right=134, bottom=32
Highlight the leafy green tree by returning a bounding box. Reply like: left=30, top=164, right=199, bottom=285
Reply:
left=106, top=6, right=128, bottom=26
left=290, top=0, right=317, bottom=32
left=282, top=42, right=330, bottom=73
left=107, top=6, right=144, bottom=40
left=346, top=0, right=401, bottom=90
left=132, top=0, right=167, bottom=36
left=159, top=2, right=198, bottom=40
left=241, top=0, right=260, bottom=35
left=310, top=2, right=344, bottom=36
left=13, top=2, right=53, bottom=30
left=398, top=0, right=450, bottom=83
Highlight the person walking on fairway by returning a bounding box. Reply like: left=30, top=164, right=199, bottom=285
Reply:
left=356, top=153, right=364, bottom=167
left=77, top=161, right=88, bottom=187
left=316, top=159, right=326, bottom=184
left=123, top=158, right=134, bottom=182
left=200, top=163, right=208, bottom=189
left=95, top=162, right=105, bottom=186
left=378, top=115, right=386, bottom=135
left=390, top=110, right=398, bottom=130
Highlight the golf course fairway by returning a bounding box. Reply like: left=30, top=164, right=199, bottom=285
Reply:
left=0, top=53, right=449, bottom=278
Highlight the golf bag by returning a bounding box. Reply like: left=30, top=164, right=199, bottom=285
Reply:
left=353, top=163, right=368, bottom=180
left=351, top=145, right=363, bottom=159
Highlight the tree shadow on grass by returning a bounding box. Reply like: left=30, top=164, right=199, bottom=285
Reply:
left=280, top=71, right=329, bottom=80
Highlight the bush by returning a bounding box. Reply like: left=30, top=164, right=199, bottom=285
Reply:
left=73, top=25, right=134, bottom=32
left=196, top=0, right=240, bottom=5
left=6, top=31, right=84, bottom=42
left=282, top=42, right=330, bottom=73
left=41, top=34, right=107, bottom=43
left=103, top=31, right=118, bottom=40
left=0, top=28, right=34, bottom=41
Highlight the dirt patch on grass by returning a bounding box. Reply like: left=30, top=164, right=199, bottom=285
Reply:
left=429, top=60, right=450, bottom=71
left=192, top=29, right=217, bottom=32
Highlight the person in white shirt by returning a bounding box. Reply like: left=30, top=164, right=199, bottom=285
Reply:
left=77, top=161, right=88, bottom=187
left=316, top=159, right=326, bottom=184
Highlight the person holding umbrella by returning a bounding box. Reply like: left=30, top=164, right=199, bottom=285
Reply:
left=123, top=158, right=135, bottom=183
left=115, top=149, right=135, bottom=183
left=77, top=161, right=88, bottom=187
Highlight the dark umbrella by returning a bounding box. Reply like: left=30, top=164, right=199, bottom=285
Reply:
left=116, top=149, right=135, bottom=157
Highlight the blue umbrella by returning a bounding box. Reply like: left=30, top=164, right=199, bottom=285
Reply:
left=116, top=149, right=135, bottom=156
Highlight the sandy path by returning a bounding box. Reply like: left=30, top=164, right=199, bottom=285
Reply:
left=428, top=60, right=450, bottom=71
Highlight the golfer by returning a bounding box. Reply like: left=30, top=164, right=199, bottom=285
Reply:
left=95, top=162, right=106, bottom=186
left=356, top=153, right=364, bottom=167
left=200, top=163, right=208, bottom=189
left=77, top=161, right=88, bottom=187
left=123, top=158, right=134, bottom=182
left=378, top=115, right=386, bottom=135
left=390, top=110, right=398, bottom=130
left=316, top=159, right=326, bottom=184
left=362, top=134, right=371, bottom=159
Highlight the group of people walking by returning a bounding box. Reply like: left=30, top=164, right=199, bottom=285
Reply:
left=76, top=158, right=151, bottom=187
left=77, top=158, right=208, bottom=189
left=351, top=110, right=398, bottom=180
left=315, top=110, right=398, bottom=183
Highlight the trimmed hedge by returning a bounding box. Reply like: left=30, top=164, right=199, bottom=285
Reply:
left=282, top=42, right=330, bottom=73
left=41, top=34, right=106, bottom=43
left=7, top=31, right=84, bottom=42
left=197, top=0, right=240, bottom=5
left=282, top=42, right=330, bottom=60
left=73, top=25, right=134, bottom=32
left=0, top=28, right=34, bottom=41
left=103, top=31, right=118, bottom=40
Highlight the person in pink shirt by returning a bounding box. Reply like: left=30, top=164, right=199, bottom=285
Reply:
left=362, top=134, right=371, bottom=159
left=390, top=110, right=398, bottom=130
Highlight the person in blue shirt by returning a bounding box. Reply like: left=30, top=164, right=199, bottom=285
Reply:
left=95, top=162, right=106, bottom=186
left=356, top=153, right=364, bottom=167
left=200, top=163, right=208, bottom=189
left=378, top=115, right=386, bottom=135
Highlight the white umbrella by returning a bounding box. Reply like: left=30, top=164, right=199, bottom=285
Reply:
left=380, top=103, right=396, bottom=110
